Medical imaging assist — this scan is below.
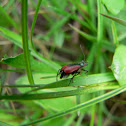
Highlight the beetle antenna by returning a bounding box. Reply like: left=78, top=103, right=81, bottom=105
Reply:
left=80, top=45, right=86, bottom=61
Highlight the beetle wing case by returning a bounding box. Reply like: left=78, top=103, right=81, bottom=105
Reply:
left=64, top=65, right=81, bottom=73
left=61, top=65, right=68, bottom=71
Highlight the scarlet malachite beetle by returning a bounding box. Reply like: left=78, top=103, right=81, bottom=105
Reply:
left=56, top=46, right=88, bottom=84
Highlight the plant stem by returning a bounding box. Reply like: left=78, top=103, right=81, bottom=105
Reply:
left=21, top=0, right=34, bottom=85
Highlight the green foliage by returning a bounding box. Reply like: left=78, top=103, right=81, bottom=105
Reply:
left=0, top=0, right=126, bottom=125
left=0, top=26, right=60, bottom=71
left=0, top=4, right=19, bottom=30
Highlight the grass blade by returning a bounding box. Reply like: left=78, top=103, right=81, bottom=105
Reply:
left=101, top=13, right=126, bottom=26
left=0, top=5, right=19, bottom=30
left=111, top=21, right=119, bottom=46
left=97, top=0, right=103, bottom=43
left=0, top=83, right=119, bottom=100
left=31, top=0, right=42, bottom=53
left=21, top=0, right=34, bottom=84
left=24, top=72, right=116, bottom=93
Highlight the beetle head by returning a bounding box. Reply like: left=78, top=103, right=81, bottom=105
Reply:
left=80, top=60, right=88, bottom=67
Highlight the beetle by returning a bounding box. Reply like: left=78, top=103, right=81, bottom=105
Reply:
left=56, top=46, right=88, bottom=84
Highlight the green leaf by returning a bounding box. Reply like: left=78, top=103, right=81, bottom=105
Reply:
left=102, top=0, right=125, bottom=15
left=111, top=45, right=126, bottom=85
left=0, top=26, right=60, bottom=71
left=0, top=53, right=55, bottom=73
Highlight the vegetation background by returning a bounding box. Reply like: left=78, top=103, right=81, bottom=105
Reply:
left=0, top=0, right=126, bottom=126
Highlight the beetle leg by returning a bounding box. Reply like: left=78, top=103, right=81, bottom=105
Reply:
left=56, top=69, right=61, bottom=81
left=81, top=69, right=88, bottom=74
left=69, top=72, right=80, bottom=85
left=61, top=73, right=69, bottom=79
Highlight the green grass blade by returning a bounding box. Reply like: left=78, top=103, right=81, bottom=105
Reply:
left=69, top=0, right=96, bottom=32
left=47, top=14, right=71, bottom=37
left=95, top=0, right=103, bottom=73
left=0, top=68, right=25, bottom=73
left=0, top=121, right=12, bottom=126
left=87, top=0, right=96, bottom=26
left=49, top=6, right=91, bottom=30
left=1, top=72, right=7, bottom=95
left=75, top=114, right=83, bottom=126
left=97, top=100, right=104, bottom=126
left=101, top=13, right=126, bottom=26
left=1, top=84, right=40, bottom=88
left=97, top=0, right=103, bottom=43
left=0, top=82, right=119, bottom=100
left=1, top=81, right=118, bottom=90
left=90, top=99, right=96, bottom=126
left=87, top=44, right=96, bottom=71
left=31, top=0, right=42, bottom=52
left=99, top=54, right=106, bottom=72
left=69, top=24, right=115, bottom=52
left=21, top=0, right=34, bottom=84
left=111, top=21, right=119, bottom=46
left=20, top=86, right=126, bottom=126
left=24, top=73, right=116, bottom=93
left=69, top=24, right=96, bottom=41
left=0, top=5, right=19, bottom=30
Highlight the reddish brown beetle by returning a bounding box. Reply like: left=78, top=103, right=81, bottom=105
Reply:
left=56, top=46, right=88, bottom=84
